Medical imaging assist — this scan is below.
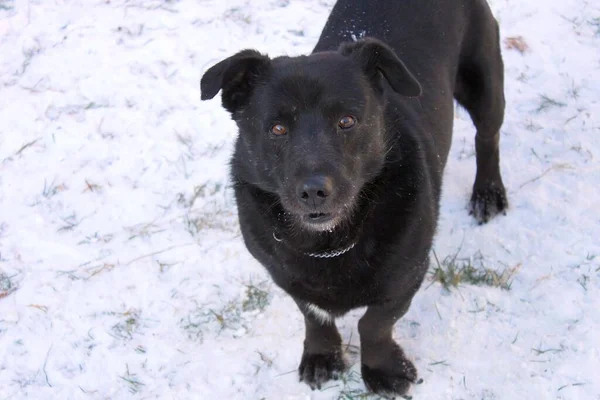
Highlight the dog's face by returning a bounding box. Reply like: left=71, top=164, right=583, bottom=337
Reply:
left=201, top=39, right=421, bottom=231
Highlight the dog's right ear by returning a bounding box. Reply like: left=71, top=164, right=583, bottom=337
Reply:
left=200, top=50, right=270, bottom=114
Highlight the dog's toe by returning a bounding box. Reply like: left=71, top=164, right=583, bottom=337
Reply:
left=298, top=350, right=345, bottom=390
left=361, top=343, right=418, bottom=398
left=361, top=360, right=417, bottom=398
left=469, top=181, right=508, bottom=224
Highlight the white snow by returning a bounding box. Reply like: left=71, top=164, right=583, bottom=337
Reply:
left=0, top=0, right=599, bottom=399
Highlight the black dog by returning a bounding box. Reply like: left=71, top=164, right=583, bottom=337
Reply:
left=200, top=0, right=507, bottom=396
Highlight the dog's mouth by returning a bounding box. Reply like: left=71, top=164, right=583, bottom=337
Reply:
left=299, top=211, right=343, bottom=231
left=280, top=189, right=359, bottom=232
left=307, top=212, right=331, bottom=221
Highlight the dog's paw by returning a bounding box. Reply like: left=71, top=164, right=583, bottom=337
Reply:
left=361, top=345, right=417, bottom=398
left=469, top=181, right=508, bottom=224
left=299, top=350, right=345, bottom=390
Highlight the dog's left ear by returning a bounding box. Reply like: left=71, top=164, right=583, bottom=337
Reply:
left=339, top=38, right=422, bottom=97
left=201, top=49, right=271, bottom=113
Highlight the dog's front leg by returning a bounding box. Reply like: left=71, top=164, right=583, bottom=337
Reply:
left=294, top=300, right=345, bottom=390
left=358, top=298, right=418, bottom=397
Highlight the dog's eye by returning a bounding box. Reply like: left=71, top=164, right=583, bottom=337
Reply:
left=270, top=124, right=288, bottom=136
left=338, top=116, right=356, bottom=129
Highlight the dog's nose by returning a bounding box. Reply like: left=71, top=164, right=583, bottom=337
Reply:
left=296, top=175, right=334, bottom=207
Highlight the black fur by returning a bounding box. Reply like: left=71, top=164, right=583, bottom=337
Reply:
left=200, top=0, right=507, bottom=396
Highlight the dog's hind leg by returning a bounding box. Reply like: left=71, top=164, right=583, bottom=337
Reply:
left=455, top=8, right=508, bottom=224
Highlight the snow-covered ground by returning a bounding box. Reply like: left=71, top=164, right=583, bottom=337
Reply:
left=0, top=0, right=598, bottom=398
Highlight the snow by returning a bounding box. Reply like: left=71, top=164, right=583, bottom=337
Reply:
left=0, top=0, right=599, bottom=399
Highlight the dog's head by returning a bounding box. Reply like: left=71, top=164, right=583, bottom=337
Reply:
left=201, top=38, right=421, bottom=231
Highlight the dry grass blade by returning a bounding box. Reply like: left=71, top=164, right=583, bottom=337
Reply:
left=0, top=272, right=18, bottom=299
left=430, top=250, right=519, bottom=291
left=504, top=36, right=529, bottom=53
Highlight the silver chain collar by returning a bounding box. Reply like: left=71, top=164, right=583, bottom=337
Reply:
left=304, top=241, right=357, bottom=258
left=272, top=232, right=357, bottom=259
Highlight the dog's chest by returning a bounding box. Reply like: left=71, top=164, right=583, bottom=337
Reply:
left=276, top=256, right=382, bottom=312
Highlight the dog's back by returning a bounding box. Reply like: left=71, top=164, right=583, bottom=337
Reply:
left=314, top=0, right=502, bottom=173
